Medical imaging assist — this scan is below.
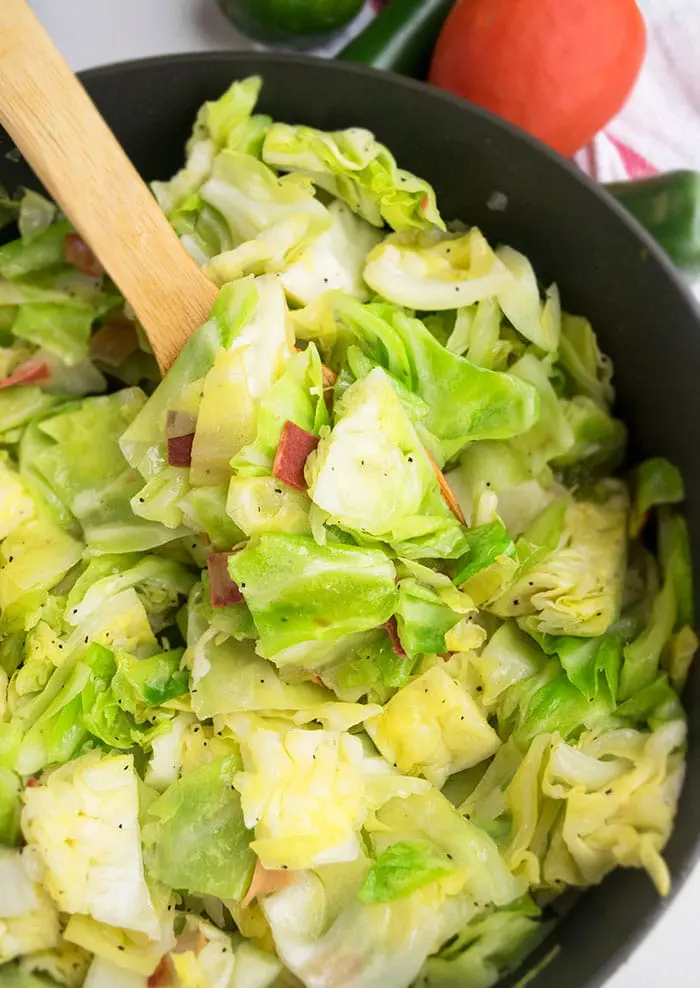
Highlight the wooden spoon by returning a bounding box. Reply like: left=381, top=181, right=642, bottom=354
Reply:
left=0, top=0, right=219, bottom=371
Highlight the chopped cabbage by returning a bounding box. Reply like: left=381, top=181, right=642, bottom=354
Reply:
left=232, top=341, right=329, bottom=479
left=263, top=123, right=444, bottom=231
left=233, top=724, right=369, bottom=870
left=543, top=720, right=686, bottom=894
left=363, top=229, right=510, bottom=311
left=19, top=939, right=91, bottom=987
left=144, top=755, right=255, bottom=901
left=367, top=667, right=501, bottom=788
left=630, top=457, right=685, bottom=538
left=490, top=484, right=628, bottom=637
left=0, top=849, right=59, bottom=965
left=21, top=751, right=159, bottom=937
left=83, top=957, right=148, bottom=988
left=228, top=533, right=398, bottom=659
left=330, top=297, right=539, bottom=460
left=420, top=900, right=543, bottom=988
left=306, top=367, right=468, bottom=558
left=263, top=870, right=470, bottom=988
left=370, top=790, right=524, bottom=908
left=495, top=245, right=561, bottom=352
left=281, top=201, right=382, bottom=306
left=64, top=912, right=173, bottom=978
left=199, top=150, right=329, bottom=258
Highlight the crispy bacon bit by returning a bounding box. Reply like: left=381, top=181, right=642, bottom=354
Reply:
left=0, top=358, right=50, bottom=390
left=89, top=315, right=139, bottom=368
left=321, top=363, right=337, bottom=388
left=272, top=420, right=319, bottom=493
left=322, top=363, right=337, bottom=410
left=242, top=860, right=294, bottom=908
left=147, top=956, right=173, bottom=986
left=309, top=674, right=323, bottom=686
left=26, top=777, right=40, bottom=788
left=207, top=552, right=244, bottom=608
left=63, top=232, right=105, bottom=278
left=425, top=450, right=466, bottom=524
left=167, top=433, right=194, bottom=468
left=385, top=616, right=406, bottom=657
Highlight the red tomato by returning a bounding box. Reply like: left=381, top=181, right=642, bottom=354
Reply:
left=429, top=0, right=646, bottom=157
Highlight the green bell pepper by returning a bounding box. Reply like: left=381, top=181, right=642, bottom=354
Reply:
left=338, top=0, right=454, bottom=77
left=606, top=171, right=700, bottom=273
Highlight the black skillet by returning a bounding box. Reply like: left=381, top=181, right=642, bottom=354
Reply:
left=1, top=52, right=698, bottom=988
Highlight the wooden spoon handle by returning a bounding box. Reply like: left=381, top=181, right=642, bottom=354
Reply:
left=0, top=0, right=218, bottom=370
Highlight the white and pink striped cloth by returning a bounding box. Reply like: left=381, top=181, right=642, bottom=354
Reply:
left=575, top=0, right=700, bottom=187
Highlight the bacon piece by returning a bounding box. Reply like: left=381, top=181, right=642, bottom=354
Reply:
left=0, top=358, right=50, bottom=390
left=321, top=362, right=337, bottom=410
left=147, top=957, right=173, bottom=987
left=63, top=232, right=104, bottom=278
left=272, top=420, right=319, bottom=493
left=207, top=552, right=244, bottom=607
left=89, top=315, right=138, bottom=367
left=242, top=860, right=294, bottom=908
left=425, top=450, right=466, bottom=524
left=321, top=363, right=337, bottom=388
left=167, top=433, right=194, bottom=468
left=26, top=777, right=40, bottom=788
left=385, top=616, right=406, bottom=657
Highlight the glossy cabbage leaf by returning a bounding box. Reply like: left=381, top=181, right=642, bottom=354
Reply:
left=420, top=899, right=543, bottom=988
left=228, top=533, right=398, bottom=659
left=358, top=840, right=454, bottom=904
left=363, top=228, right=509, bottom=310
left=333, top=297, right=539, bottom=461
left=21, top=751, right=159, bottom=937
left=367, top=667, right=501, bottom=788
left=629, top=457, right=685, bottom=538
left=144, top=755, right=255, bottom=901
left=306, top=367, right=468, bottom=559
left=263, top=122, right=444, bottom=232
left=280, top=200, right=382, bottom=306
left=263, top=867, right=470, bottom=988
left=490, top=483, right=629, bottom=637
left=394, top=579, right=461, bottom=658
left=0, top=849, right=59, bottom=965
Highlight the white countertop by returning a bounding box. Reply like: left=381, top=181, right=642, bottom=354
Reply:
left=28, top=1, right=698, bottom=984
